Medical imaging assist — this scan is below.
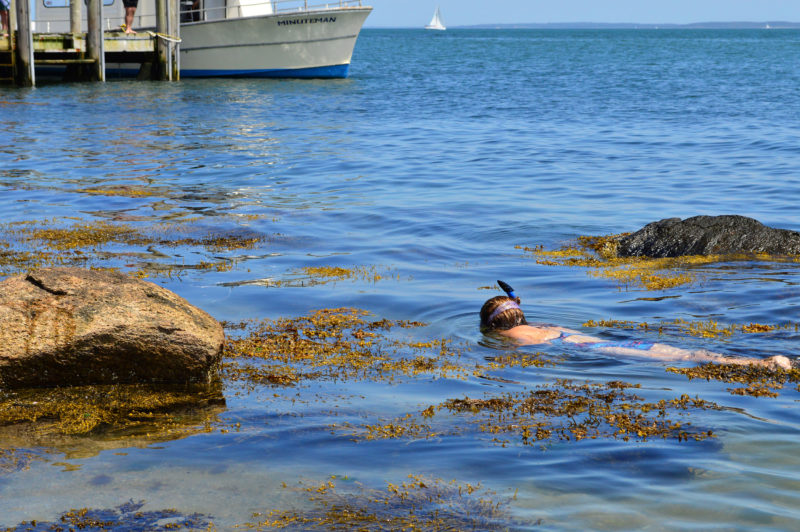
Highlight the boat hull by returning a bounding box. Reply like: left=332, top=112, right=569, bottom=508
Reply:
left=179, top=7, right=372, bottom=78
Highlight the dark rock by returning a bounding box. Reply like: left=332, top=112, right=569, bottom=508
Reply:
left=0, top=268, right=224, bottom=388
left=617, top=215, right=800, bottom=258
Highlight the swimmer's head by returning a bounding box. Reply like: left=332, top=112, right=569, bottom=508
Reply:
left=480, top=282, right=527, bottom=331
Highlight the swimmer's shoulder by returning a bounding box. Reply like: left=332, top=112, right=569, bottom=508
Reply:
left=501, top=325, right=562, bottom=345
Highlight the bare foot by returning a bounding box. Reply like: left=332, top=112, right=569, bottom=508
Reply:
left=125, top=28, right=137, bottom=34
left=764, top=355, right=792, bottom=370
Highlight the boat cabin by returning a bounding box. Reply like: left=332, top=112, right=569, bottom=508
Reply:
left=31, top=0, right=278, bottom=33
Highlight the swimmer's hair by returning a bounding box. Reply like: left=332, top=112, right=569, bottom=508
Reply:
left=480, top=295, right=527, bottom=332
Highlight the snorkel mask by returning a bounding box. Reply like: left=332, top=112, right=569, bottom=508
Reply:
left=486, top=280, right=522, bottom=324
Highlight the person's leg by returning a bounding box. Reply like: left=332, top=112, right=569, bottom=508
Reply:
left=1, top=10, right=9, bottom=33
left=648, top=344, right=792, bottom=370
left=598, top=342, right=792, bottom=370
left=124, top=7, right=136, bottom=33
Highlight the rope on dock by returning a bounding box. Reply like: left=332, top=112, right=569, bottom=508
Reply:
left=146, top=31, right=182, bottom=44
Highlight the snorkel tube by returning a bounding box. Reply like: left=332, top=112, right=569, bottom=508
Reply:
left=497, top=280, right=518, bottom=301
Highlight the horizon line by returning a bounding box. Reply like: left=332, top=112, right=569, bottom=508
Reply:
left=364, top=20, right=800, bottom=30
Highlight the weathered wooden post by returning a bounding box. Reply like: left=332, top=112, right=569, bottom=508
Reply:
left=70, top=0, right=82, bottom=34
left=64, top=0, right=84, bottom=80
left=155, top=0, right=167, bottom=80
left=8, top=0, right=17, bottom=41
left=169, top=0, right=180, bottom=80
left=13, top=0, right=34, bottom=86
left=86, top=0, right=105, bottom=81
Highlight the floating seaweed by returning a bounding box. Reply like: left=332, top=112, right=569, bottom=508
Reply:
left=667, top=363, right=800, bottom=398
left=0, top=217, right=269, bottom=278
left=583, top=318, right=797, bottom=339
left=353, top=380, right=718, bottom=446
left=216, top=264, right=404, bottom=289
left=274, top=265, right=398, bottom=288
left=519, top=234, right=800, bottom=291
left=4, top=500, right=213, bottom=531
left=223, top=308, right=469, bottom=388
left=241, top=475, right=526, bottom=531
left=73, top=185, right=167, bottom=198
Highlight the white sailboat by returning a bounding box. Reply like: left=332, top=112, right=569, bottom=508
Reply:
left=425, top=6, right=446, bottom=31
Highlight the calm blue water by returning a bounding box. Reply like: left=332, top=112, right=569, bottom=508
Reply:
left=2, top=28, right=800, bottom=530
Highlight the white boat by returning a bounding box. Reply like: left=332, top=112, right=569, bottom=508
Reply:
left=32, top=0, right=372, bottom=78
left=424, top=6, right=445, bottom=31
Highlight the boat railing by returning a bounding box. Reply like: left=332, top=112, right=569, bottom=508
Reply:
left=30, top=0, right=364, bottom=33
left=182, top=0, right=365, bottom=24
left=272, top=0, right=364, bottom=12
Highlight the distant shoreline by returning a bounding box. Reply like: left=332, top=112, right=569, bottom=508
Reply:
left=366, top=21, right=800, bottom=30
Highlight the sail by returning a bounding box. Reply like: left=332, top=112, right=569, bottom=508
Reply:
left=425, top=6, right=446, bottom=30
left=428, top=8, right=441, bottom=27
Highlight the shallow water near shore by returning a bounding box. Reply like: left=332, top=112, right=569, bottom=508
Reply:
left=1, top=28, right=800, bottom=530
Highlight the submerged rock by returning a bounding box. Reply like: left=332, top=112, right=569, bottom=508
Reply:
left=0, top=382, right=226, bottom=459
left=616, top=215, right=800, bottom=258
left=0, top=267, right=224, bottom=388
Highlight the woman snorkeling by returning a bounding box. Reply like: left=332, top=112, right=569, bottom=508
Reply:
left=481, top=280, right=792, bottom=370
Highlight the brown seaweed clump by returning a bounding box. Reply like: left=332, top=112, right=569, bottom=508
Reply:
left=583, top=318, right=797, bottom=340
left=668, top=363, right=800, bottom=398
left=282, top=265, right=393, bottom=287
left=73, top=185, right=166, bottom=198
left=223, top=308, right=469, bottom=389
left=518, top=234, right=800, bottom=291
left=518, top=238, right=695, bottom=291
left=0, top=218, right=267, bottom=278
left=240, top=475, right=526, bottom=531
left=4, top=500, right=213, bottom=531
left=219, top=265, right=400, bottom=289
left=355, top=380, right=718, bottom=446
left=0, top=218, right=407, bottom=287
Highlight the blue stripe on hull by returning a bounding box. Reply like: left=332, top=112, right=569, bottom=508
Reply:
left=180, top=64, right=350, bottom=79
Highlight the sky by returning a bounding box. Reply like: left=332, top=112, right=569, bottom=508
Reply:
left=363, top=0, right=800, bottom=28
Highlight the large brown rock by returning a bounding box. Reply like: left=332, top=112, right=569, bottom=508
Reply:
left=0, top=268, right=224, bottom=388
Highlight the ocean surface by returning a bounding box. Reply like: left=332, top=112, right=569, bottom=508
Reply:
left=1, top=28, right=800, bottom=530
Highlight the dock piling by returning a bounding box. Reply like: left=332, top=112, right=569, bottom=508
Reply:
left=86, top=0, right=105, bottom=81
left=70, top=0, right=81, bottom=35
left=155, top=0, right=181, bottom=81
left=13, top=0, right=34, bottom=86
left=170, top=0, right=180, bottom=80
left=0, top=0, right=17, bottom=83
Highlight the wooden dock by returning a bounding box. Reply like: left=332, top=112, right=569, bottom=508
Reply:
left=0, top=0, right=180, bottom=86
left=1, top=33, right=158, bottom=81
